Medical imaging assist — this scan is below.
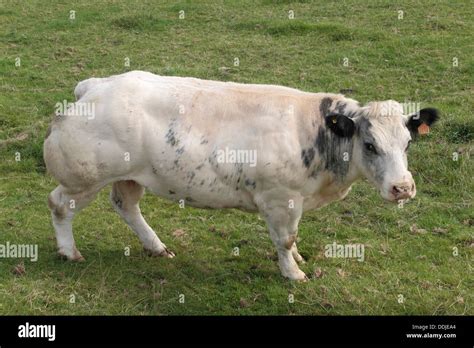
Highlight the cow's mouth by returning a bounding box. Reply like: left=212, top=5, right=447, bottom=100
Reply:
left=380, top=189, right=416, bottom=203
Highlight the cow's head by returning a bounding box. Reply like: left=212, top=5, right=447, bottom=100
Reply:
left=325, top=101, right=439, bottom=202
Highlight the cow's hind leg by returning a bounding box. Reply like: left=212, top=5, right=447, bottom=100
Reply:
left=48, top=185, right=100, bottom=261
left=110, top=180, right=174, bottom=258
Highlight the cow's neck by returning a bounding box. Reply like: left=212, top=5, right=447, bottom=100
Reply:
left=310, top=126, right=360, bottom=182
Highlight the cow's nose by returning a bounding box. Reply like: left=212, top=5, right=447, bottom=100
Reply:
left=391, top=182, right=415, bottom=199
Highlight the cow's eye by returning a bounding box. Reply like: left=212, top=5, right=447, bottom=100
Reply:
left=405, top=140, right=411, bottom=152
left=364, top=143, right=377, bottom=154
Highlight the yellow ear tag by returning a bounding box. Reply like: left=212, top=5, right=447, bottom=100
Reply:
left=332, top=117, right=337, bottom=124
left=418, top=123, right=430, bottom=135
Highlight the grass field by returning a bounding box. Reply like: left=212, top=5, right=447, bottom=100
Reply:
left=0, top=0, right=472, bottom=315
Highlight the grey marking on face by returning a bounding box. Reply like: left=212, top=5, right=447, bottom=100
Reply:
left=358, top=117, right=385, bottom=183
left=335, top=101, right=347, bottom=114
left=319, top=97, right=333, bottom=117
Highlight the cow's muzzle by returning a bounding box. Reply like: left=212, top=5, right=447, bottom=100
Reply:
left=385, top=180, right=416, bottom=202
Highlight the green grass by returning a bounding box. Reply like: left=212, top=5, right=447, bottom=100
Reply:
left=0, top=0, right=472, bottom=315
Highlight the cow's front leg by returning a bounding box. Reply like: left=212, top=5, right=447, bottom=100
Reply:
left=257, top=191, right=307, bottom=281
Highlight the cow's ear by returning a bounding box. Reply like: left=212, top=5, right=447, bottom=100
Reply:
left=325, top=113, right=355, bottom=138
left=406, top=108, right=439, bottom=135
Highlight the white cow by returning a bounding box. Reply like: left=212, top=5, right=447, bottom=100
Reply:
left=44, top=71, right=438, bottom=280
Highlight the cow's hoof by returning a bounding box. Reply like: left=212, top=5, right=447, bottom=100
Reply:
left=283, top=269, right=308, bottom=281
left=290, top=274, right=309, bottom=282
left=160, top=247, right=176, bottom=258
left=299, top=275, right=310, bottom=282
left=144, top=246, right=175, bottom=258
left=58, top=248, right=85, bottom=262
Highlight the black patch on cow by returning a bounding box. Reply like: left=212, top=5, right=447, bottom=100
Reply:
left=200, top=180, right=205, bottom=185
left=244, top=178, right=256, bottom=189
left=319, top=97, right=333, bottom=117
left=406, top=107, right=439, bottom=136
left=208, top=148, right=220, bottom=168
left=169, top=190, right=176, bottom=195
left=54, top=113, right=65, bottom=123
left=314, top=126, right=353, bottom=180
left=208, top=178, right=217, bottom=187
left=325, top=113, right=356, bottom=138
left=301, top=147, right=315, bottom=168
left=113, top=196, right=122, bottom=209
left=187, top=171, right=195, bottom=183
left=173, top=159, right=180, bottom=169
left=235, top=163, right=243, bottom=175
left=185, top=196, right=195, bottom=203
left=165, top=121, right=179, bottom=147
left=176, top=146, right=185, bottom=155
left=195, top=164, right=204, bottom=170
